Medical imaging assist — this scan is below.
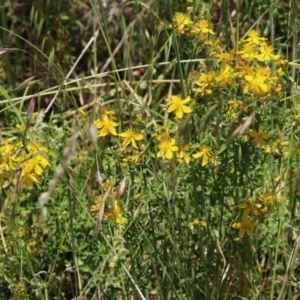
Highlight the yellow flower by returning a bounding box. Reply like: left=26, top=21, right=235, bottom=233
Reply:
left=193, top=71, right=216, bottom=95
left=101, top=106, right=115, bottom=116
left=211, top=155, right=221, bottom=167
left=106, top=200, right=128, bottom=225
left=94, top=115, right=119, bottom=137
left=258, top=191, right=277, bottom=206
left=189, top=219, right=207, bottom=231
left=18, top=141, right=51, bottom=188
left=119, top=129, right=143, bottom=148
left=295, top=104, right=300, bottom=120
left=227, top=99, right=242, bottom=119
left=157, top=138, right=178, bottom=160
left=0, top=164, right=10, bottom=187
left=241, top=134, right=250, bottom=143
left=26, top=142, right=50, bottom=169
left=232, top=210, right=256, bottom=238
left=237, top=197, right=262, bottom=216
left=256, top=66, right=272, bottom=78
left=90, top=195, right=104, bottom=215
left=258, top=44, right=280, bottom=62
left=21, top=164, right=40, bottom=188
left=262, top=139, right=289, bottom=155
left=78, top=109, right=86, bottom=116
left=276, top=67, right=284, bottom=77
left=91, top=192, right=127, bottom=225
left=191, top=19, right=216, bottom=35
left=192, top=145, right=212, bottom=166
left=244, top=30, right=266, bottom=45
left=1, top=139, right=21, bottom=169
left=177, top=144, right=191, bottom=164
left=173, top=13, right=192, bottom=34
left=16, top=124, right=25, bottom=132
left=243, top=74, right=270, bottom=96
left=215, top=64, right=234, bottom=86
left=249, top=124, right=272, bottom=147
left=237, top=43, right=258, bottom=60
left=166, top=95, right=193, bottom=119
left=133, top=193, right=142, bottom=201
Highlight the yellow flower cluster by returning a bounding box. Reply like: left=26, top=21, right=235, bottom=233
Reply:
left=93, top=107, right=144, bottom=148
left=191, top=30, right=285, bottom=98
left=90, top=179, right=127, bottom=225
left=232, top=192, right=277, bottom=238
left=87, top=12, right=288, bottom=235
left=172, top=13, right=216, bottom=39
left=0, top=139, right=50, bottom=189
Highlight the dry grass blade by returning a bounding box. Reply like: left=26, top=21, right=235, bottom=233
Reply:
left=117, top=178, right=126, bottom=197
left=226, top=113, right=254, bottom=145
left=198, top=103, right=218, bottom=135
left=26, top=99, right=35, bottom=123
left=0, top=47, right=18, bottom=55
left=95, top=185, right=112, bottom=237
left=178, top=113, right=192, bottom=136
left=17, top=76, right=36, bottom=88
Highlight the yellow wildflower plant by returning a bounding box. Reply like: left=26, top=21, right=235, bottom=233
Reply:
left=294, top=104, right=300, bottom=120
left=100, top=178, right=111, bottom=190
left=0, top=139, right=50, bottom=189
left=243, top=74, right=270, bottom=96
left=210, top=155, right=221, bottom=167
left=0, top=138, right=22, bottom=169
left=0, top=164, right=10, bottom=187
left=119, top=129, right=143, bottom=148
left=26, top=142, right=50, bottom=166
left=157, top=138, right=178, bottom=160
left=122, top=151, right=143, bottom=164
left=257, top=44, right=280, bottom=62
left=258, top=191, right=277, bottom=206
left=232, top=210, right=256, bottom=238
left=101, top=106, right=116, bottom=117
left=214, top=64, right=234, bottom=87
left=249, top=124, right=273, bottom=147
left=94, top=114, right=119, bottom=137
left=244, top=30, right=267, bottom=45
left=19, top=142, right=50, bottom=188
left=173, top=13, right=192, bottom=34
left=16, top=124, right=25, bottom=132
left=166, top=95, right=193, bottom=120
left=227, top=99, right=243, bottom=119
left=177, top=144, right=191, bottom=164
left=21, top=164, right=40, bottom=189
left=105, top=200, right=128, bottom=225
left=90, top=194, right=104, bottom=215
left=192, top=145, right=212, bottom=167
left=262, top=139, right=289, bottom=156
left=190, top=19, right=216, bottom=35
left=236, top=43, right=259, bottom=60
left=76, top=109, right=88, bottom=123
left=91, top=196, right=127, bottom=225
left=189, top=219, right=207, bottom=232
left=133, top=193, right=142, bottom=201
left=78, top=109, right=86, bottom=116
left=152, top=126, right=174, bottom=142
left=255, top=66, right=272, bottom=78
left=193, top=71, right=216, bottom=96
left=237, top=197, right=262, bottom=216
